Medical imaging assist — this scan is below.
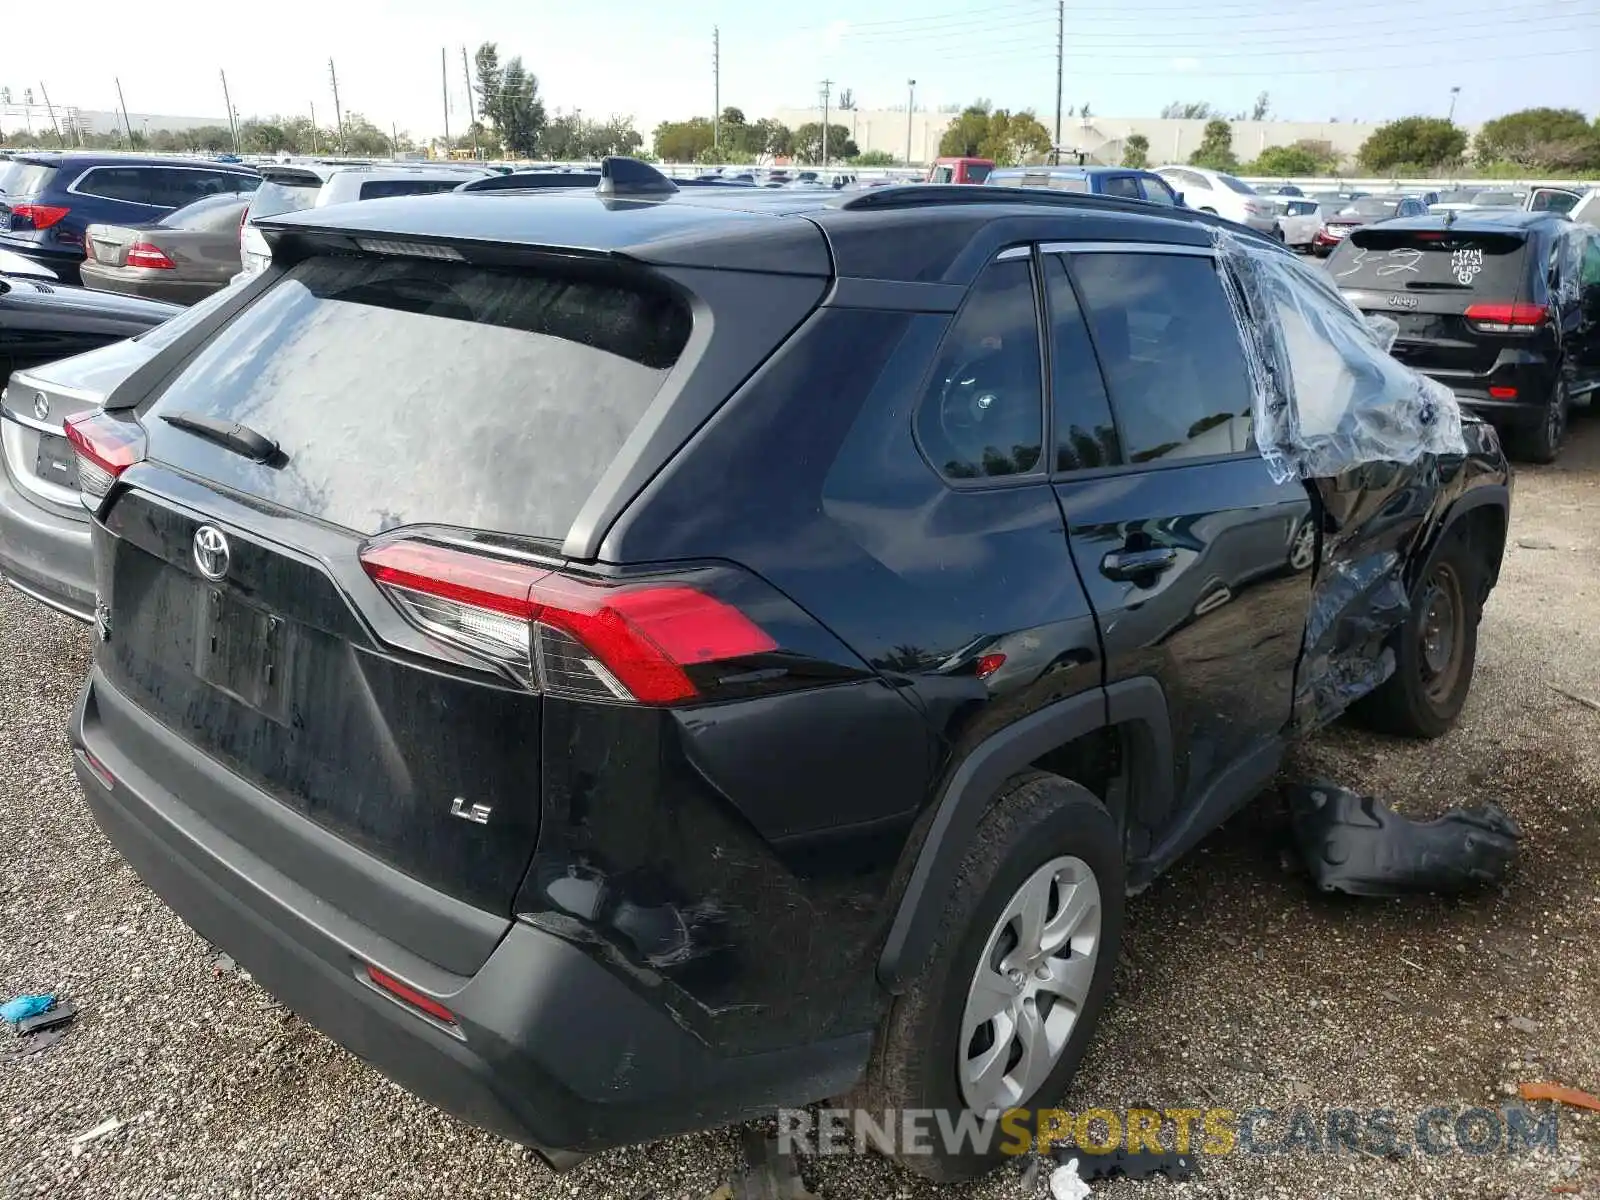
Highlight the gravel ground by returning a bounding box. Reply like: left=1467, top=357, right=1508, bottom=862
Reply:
left=3, top=426, right=1598, bottom=1199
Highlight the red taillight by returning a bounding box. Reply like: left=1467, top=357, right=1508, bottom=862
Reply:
left=63, top=410, right=146, bottom=503
left=1464, top=302, right=1548, bottom=333
left=125, top=242, right=176, bottom=269
left=365, top=965, right=457, bottom=1026
left=360, top=539, right=778, bottom=705
left=11, top=203, right=69, bottom=230
left=79, top=749, right=116, bottom=791
left=1489, top=386, right=1519, bottom=399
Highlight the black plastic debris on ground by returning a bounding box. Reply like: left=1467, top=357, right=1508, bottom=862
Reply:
left=1050, top=1144, right=1199, bottom=1182
left=731, top=1129, right=818, bottom=1200
left=1288, top=781, right=1521, bottom=896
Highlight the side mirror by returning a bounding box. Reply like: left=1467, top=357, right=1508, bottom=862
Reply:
left=1175, top=192, right=1186, bottom=207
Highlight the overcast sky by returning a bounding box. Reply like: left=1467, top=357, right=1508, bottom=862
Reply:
left=4, top=0, right=1597, bottom=137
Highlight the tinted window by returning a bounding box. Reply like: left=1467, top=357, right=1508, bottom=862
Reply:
left=1140, top=177, right=1177, bottom=206
left=142, top=256, right=692, bottom=538
left=965, top=163, right=992, bottom=184
left=357, top=179, right=464, bottom=200
left=1071, top=252, right=1252, bottom=464
left=1218, top=174, right=1257, bottom=195
left=156, top=169, right=256, bottom=207
left=1043, top=257, right=1119, bottom=471
left=0, top=160, right=57, bottom=197
left=157, top=193, right=250, bottom=231
left=1330, top=231, right=1529, bottom=295
left=74, top=167, right=163, bottom=205
left=1100, top=175, right=1141, bottom=199
left=1166, top=169, right=1209, bottom=191
left=916, top=258, right=1044, bottom=480
left=1531, top=190, right=1579, bottom=214
left=1349, top=197, right=1404, bottom=219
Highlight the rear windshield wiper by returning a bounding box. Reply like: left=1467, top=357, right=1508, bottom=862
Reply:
left=160, top=410, right=282, bottom=464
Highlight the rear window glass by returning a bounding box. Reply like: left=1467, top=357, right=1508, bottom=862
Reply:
left=0, top=161, right=57, bottom=197
left=1219, top=174, right=1257, bottom=195
left=1329, top=231, right=1529, bottom=294
left=356, top=179, right=463, bottom=201
left=248, top=180, right=320, bottom=219
left=142, top=256, right=692, bottom=538
left=964, top=163, right=992, bottom=184
left=157, top=193, right=249, bottom=231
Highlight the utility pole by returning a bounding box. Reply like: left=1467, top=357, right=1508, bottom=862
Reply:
left=1447, top=85, right=1461, bottom=123
left=712, top=27, right=720, bottom=151
left=462, top=46, right=478, bottom=157
left=1054, top=0, right=1064, bottom=165
left=38, top=81, right=63, bottom=147
left=114, top=77, right=133, bottom=146
left=328, top=58, right=344, bottom=152
left=820, top=79, right=832, bottom=168
left=441, top=47, right=451, bottom=149
left=392, top=121, right=400, bottom=160
left=220, top=70, right=238, bottom=153
left=310, top=101, right=319, bottom=154
left=906, top=79, right=915, bottom=167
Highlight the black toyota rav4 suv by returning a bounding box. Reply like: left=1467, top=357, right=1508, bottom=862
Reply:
left=66, top=159, right=1509, bottom=1180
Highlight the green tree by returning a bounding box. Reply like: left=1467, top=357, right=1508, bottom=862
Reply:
left=473, top=43, right=502, bottom=133
left=654, top=117, right=715, bottom=162
left=1121, top=133, right=1150, bottom=168
left=938, top=102, right=1051, bottom=165
left=1251, top=143, right=1326, bottom=176
left=341, top=113, right=391, bottom=156
left=496, top=58, right=546, bottom=157
left=794, top=122, right=858, bottom=163
left=1250, top=91, right=1271, bottom=121
left=747, top=118, right=793, bottom=160
left=1161, top=101, right=1213, bottom=119
left=1188, top=119, right=1238, bottom=170
left=854, top=149, right=896, bottom=166
left=1473, top=107, right=1600, bottom=171
left=1358, top=116, right=1466, bottom=171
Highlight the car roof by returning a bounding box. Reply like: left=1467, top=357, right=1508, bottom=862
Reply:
left=258, top=181, right=1260, bottom=284
left=11, top=152, right=257, bottom=172
left=1373, top=209, right=1563, bottom=233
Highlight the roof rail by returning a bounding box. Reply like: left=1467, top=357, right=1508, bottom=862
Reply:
left=836, top=183, right=1172, bottom=214
left=597, top=156, right=678, bottom=199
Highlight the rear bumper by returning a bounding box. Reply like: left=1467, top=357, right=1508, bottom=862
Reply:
left=70, top=668, right=871, bottom=1158
left=1403, top=360, right=1559, bottom=423
left=79, top=263, right=221, bottom=306
left=0, top=449, right=93, bottom=621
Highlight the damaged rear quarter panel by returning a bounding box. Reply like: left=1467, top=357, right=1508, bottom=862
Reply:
left=1297, top=418, right=1509, bottom=731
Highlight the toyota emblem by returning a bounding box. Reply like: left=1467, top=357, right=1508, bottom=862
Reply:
left=193, top=525, right=231, bottom=582
left=32, top=391, right=49, bottom=421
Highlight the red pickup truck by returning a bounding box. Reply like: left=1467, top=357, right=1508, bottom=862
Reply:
left=925, top=156, right=995, bottom=184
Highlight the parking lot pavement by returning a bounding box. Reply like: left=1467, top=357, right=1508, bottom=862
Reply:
left=2, top=427, right=1597, bottom=1200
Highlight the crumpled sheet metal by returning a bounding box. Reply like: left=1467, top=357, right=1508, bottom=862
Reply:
left=1297, top=548, right=1409, bottom=726
left=1288, top=781, right=1521, bottom=897
left=1213, top=227, right=1468, bottom=484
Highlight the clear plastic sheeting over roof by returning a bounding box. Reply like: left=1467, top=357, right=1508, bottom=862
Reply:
left=1213, top=227, right=1468, bottom=484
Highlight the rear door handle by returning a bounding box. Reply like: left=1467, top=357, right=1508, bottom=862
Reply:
left=1101, top=546, right=1178, bottom=582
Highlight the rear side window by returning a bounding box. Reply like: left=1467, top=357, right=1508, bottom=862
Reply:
left=142, top=256, right=692, bottom=538
left=965, top=163, right=992, bottom=184
left=1070, top=252, right=1253, bottom=464
left=1100, top=175, right=1140, bottom=200
left=1043, top=257, right=1119, bottom=471
left=357, top=179, right=463, bottom=200
left=73, top=167, right=163, bottom=205
left=1219, top=174, right=1258, bottom=196
left=1330, top=231, right=1529, bottom=295
left=915, top=258, right=1044, bottom=480
left=155, top=169, right=256, bottom=208
left=0, top=160, right=57, bottom=197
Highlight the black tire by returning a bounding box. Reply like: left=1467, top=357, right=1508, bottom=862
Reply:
left=1510, top=374, right=1568, bottom=464
left=855, top=773, right=1124, bottom=1183
left=1351, top=527, right=1482, bottom=738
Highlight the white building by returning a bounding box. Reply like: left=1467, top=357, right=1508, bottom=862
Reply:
left=2, top=103, right=229, bottom=142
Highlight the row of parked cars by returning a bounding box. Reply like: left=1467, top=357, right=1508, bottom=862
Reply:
left=0, top=149, right=1573, bottom=1183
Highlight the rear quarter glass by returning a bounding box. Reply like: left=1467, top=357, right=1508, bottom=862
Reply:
left=137, top=255, right=691, bottom=540
left=1329, top=231, right=1529, bottom=294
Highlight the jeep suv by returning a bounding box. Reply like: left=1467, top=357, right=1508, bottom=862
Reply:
left=66, top=160, right=1509, bottom=1181
left=1329, top=210, right=1600, bottom=463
